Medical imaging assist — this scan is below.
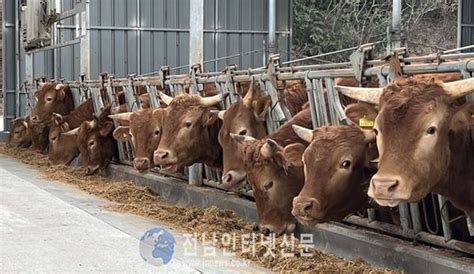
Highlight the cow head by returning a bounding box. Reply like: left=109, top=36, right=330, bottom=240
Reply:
left=25, top=115, right=49, bottom=153
left=336, top=77, right=474, bottom=207
left=64, top=106, right=116, bottom=175
left=291, top=124, right=377, bottom=225
left=154, top=92, right=227, bottom=172
left=110, top=108, right=165, bottom=172
left=231, top=134, right=304, bottom=236
left=48, top=113, right=79, bottom=165
left=32, top=83, right=74, bottom=122
left=217, top=83, right=270, bottom=190
left=6, top=117, right=32, bottom=148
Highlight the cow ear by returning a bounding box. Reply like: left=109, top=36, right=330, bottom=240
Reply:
left=345, top=103, right=379, bottom=128
left=450, top=101, right=474, bottom=132
left=217, top=110, right=225, bottom=120
left=56, top=84, right=66, bottom=100
left=99, top=121, right=114, bottom=136
left=52, top=113, right=64, bottom=126
left=252, top=95, right=271, bottom=121
left=283, top=143, right=306, bottom=167
left=113, top=126, right=131, bottom=141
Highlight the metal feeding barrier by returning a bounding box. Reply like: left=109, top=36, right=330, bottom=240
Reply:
left=24, top=47, right=474, bottom=256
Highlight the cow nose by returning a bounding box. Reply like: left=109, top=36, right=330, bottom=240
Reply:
left=292, top=196, right=320, bottom=216
left=133, top=157, right=150, bottom=170
left=259, top=225, right=271, bottom=236
left=222, top=172, right=232, bottom=183
left=371, top=177, right=399, bottom=197
left=156, top=150, right=169, bottom=160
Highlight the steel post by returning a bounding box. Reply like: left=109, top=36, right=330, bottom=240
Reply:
left=267, top=0, right=277, bottom=56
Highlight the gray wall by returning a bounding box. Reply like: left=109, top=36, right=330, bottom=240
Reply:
left=2, top=0, right=292, bottom=128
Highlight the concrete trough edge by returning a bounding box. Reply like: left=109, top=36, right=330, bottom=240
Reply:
left=107, top=164, right=474, bottom=274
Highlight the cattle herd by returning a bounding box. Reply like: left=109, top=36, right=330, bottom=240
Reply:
left=5, top=66, right=474, bottom=238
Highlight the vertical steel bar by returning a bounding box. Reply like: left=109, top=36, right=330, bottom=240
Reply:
left=324, top=78, right=337, bottom=124
left=14, top=0, right=20, bottom=118
left=136, top=0, right=141, bottom=75
left=409, top=203, right=422, bottom=233
left=390, top=0, right=402, bottom=52
left=304, top=76, right=318, bottom=129
left=437, top=195, right=453, bottom=240
left=267, top=0, right=276, bottom=55
left=398, top=202, right=411, bottom=230
left=80, top=1, right=90, bottom=79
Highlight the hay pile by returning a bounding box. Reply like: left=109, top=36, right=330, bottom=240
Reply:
left=0, top=144, right=398, bottom=273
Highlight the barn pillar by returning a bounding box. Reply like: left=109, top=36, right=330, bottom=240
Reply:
left=188, top=0, right=204, bottom=186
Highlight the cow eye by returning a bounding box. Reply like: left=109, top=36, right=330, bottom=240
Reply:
left=88, top=140, right=95, bottom=147
left=154, top=129, right=160, bottom=135
left=184, top=121, right=192, bottom=127
left=340, top=160, right=351, bottom=169
left=426, top=126, right=436, bottom=135
left=238, top=129, right=247, bottom=135
left=46, top=97, right=53, bottom=102
left=14, top=131, right=20, bottom=134
left=372, top=128, right=378, bottom=136
left=51, top=136, right=57, bottom=141
left=263, top=181, right=273, bottom=191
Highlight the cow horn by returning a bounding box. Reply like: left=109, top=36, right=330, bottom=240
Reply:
left=210, top=110, right=225, bottom=120
left=292, top=125, right=313, bottom=143
left=242, top=78, right=255, bottom=106
left=62, top=127, right=79, bottom=136
left=443, top=78, right=474, bottom=98
left=159, top=92, right=174, bottom=105
left=260, top=139, right=279, bottom=159
left=334, top=85, right=382, bottom=105
left=55, top=83, right=65, bottom=91
left=229, top=133, right=256, bottom=143
left=109, top=112, right=133, bottom=122
left=200, top=93, right=229, bottom=107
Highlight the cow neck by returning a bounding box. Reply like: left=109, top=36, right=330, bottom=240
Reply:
left=269, top=108, right=313, bottom=147
left=64, top=99, right=95, bottom=128
left=433, top=130, right=474, bottom=218
left=202, top=119, right=223, bottom=168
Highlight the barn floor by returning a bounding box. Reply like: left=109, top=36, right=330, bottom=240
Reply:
left=0, top=155, right=268, bottom=273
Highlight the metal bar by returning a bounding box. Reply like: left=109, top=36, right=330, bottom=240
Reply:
left=345, top=216, right=474, bottom=255
left=26, top=38, right=81, bottom=54
left=136, top=0, right=141, bottom=75
left=409, top=203, right=422, bottom=233
left=443, top=45, right=474, bottom=54
left=80, top=0, right=90, bottom=79
left=14, top=0, right=20, bottom=118
left=56, top=3, right=85, bottom=21
left=437, top=195, right=453, bottom=240
left=268, top=0, right=277, bottom=55
left=390, top=0, right=402, bottom=51
left=398, top=202, right=411, bottom=230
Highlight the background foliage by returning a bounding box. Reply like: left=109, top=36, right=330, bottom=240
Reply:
left=292, top=0, right=458, bottom=62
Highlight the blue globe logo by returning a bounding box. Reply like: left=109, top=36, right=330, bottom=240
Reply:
left=139, top=226, right=176, bottom=266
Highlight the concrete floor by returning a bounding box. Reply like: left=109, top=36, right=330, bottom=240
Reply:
left=0, top=155, right=269, bottom=273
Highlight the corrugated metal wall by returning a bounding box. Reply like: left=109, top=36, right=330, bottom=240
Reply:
left=30, top=0, right=291, bottom=80
left=460, top=0, right=474, bottom=50
left=2, top=0, right=292, bottom=128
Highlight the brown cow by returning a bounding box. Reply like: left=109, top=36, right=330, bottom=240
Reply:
left=290, top=124, right=378, bottom=225
left=6, top=117, right=32, bottom=148
left=153, top=92, right=227, bottom=173
left=25, top=115, right=49, bottom=153
left=48, top=98, right=94, bottom=164
left=229, top=107, right=313, bottom=235
left=110, top=108, right=165, bottom=172
left=31, top=83, right=75, bottom=122
left=64, top=105, right=116, bottom=175
left=217, top=80, right=308, bottom=190
left=217, top=84, right=271, bottom=190
left=336, top=77, right=474, bottom=218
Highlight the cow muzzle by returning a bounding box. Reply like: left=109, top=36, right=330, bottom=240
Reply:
left=259, top=223, right=296, bottom=236
left=153, top=149, right=177, bottom=170
left=133, top=157, right=151, bottom=172
left=292, top=196, right=323, bottom=225
left=220, top=170, right=247, bottom=191
left=368, top=175, right=405, bottom=207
